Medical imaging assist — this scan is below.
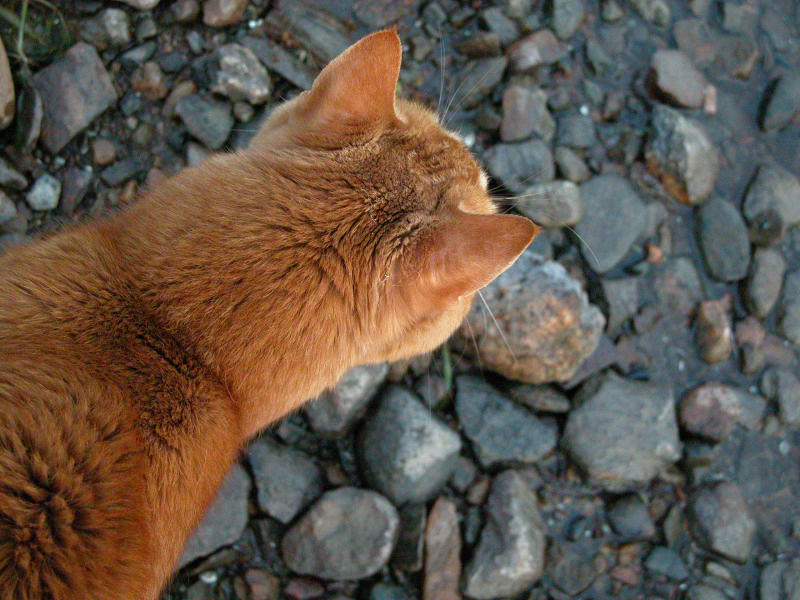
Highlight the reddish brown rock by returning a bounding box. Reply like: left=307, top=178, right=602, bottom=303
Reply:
left=696, top=298, right=733, bottom=364
left=423, top=498, right=461, bottom=600
left=203, top=0, right=247, bottom=27
left=245, top=569, right=280, bottom=600
left=508, top=30, right=568, bottom=71
left=680, top=383, right=765, bottom=442
left=132, top=61, right=169, bottom=101
left=92, top=138, right=117, bottom=166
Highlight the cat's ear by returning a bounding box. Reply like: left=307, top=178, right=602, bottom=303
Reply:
left=404, top=211, right=540, bottom=309
left=298, top=29, right=402, bottom=137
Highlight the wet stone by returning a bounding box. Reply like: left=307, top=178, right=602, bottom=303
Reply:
left=696, top=298, right=734, bottom=364
left=650, top=49, right=708, bottom=108
left=211, top=44, right=272, bottom=105
left=175, top=94, right=233, bottom=149
left=746, top=248, right=786, bottom=318
left=32, top=43, right=118, bottom=153
left=179, top=463, right=250, bottom=568
left=564, top=373, right=680, bottom=491
left=607, top=494, right=656, bottom=539
left=500, top=85, right=554, bottom=142
left=698, top=198, right=750, bottom=282
left=455, top=375, right=557, bottom=468
left=687, top=481, right=756, bottom=563
left=483, top=139, right=554, bottom=194
left=422, top=497, right=460, bottom=600
left=514, top=180, right=582, bottom=227
left=358, top=386, right=461, bottom=505
left=552, top=0, right=584, bottom=39
left=743, top=164, right=800, bottom=244
left=557, top=113, right=597, bottom=150
left=680, top=383, right=766, bottom=442
left=281, top=487, right=399, bottom=580
left=203, top=0, right=247, bottom=27
left=508, top=30, right=569, bottom=71
left=131, top=61, right=169, bottom=101
left=456, top=248, right=604, bottom=383
left=646, top=104, right=719, bottom=205
left=81, top=8, right=131, bottom=50
left=762, top=74, right=800, bottom=132
left=25, top=174, right=61, bottom=211
left=0, top=38, right=13, bottom=130
left=574, top=175, right=648, bottom=273
left=248, top=438, right=323, bottom=524
left=0, top=191, right=16, bottom=225
left=463, top=471, right=546, bottom=599
left=760, top=368, right=800, bottom=426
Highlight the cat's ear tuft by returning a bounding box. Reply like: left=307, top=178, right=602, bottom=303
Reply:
left=405, top=212, right=540, bottom=310
left=300, top=29, right=402, bottom=137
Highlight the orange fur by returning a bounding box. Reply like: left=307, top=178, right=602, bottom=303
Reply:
left=0, top=30, right=537, bottom=598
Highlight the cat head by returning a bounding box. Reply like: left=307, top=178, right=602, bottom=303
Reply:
left=249, top=30, right=539, bottom=365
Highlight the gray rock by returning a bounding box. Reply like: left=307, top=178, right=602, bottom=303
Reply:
left=248, top=438, right=324, bottom=524
left=211, top=44, right=272, bottom=105
left=602, top=277, right=640, bottom=333
left=203, top=0, right=247, bottom=27
left=653, top=256, right=702, bottom=315
left=644, top=546, right=689, bottom=580
left=508, top=30, right=569, bottom=71
left=265, top=0, right=351, bottom=63
left=514, top=180, right=582, bottom=227
left=452, top=57, right=507, bottom=109
left=463, top=471, right=546, bottom=598
left=686, top=584, right=729, bottom=600
left=564, top=373, right=680, bottom=490
left=59, top=168, right=92, bottom=215
left=32, top=43, right=118, bottom=153
left=631, top=0, right=671, bottom=26
left=306, top=363, right=388, bottom=437
left=175, top=94, right=233, bottom=149
left=0, top=190, right=16, bottom=225
left=601, top=0, right=624, bottom=22
left=392, top=503, right=425, bottom=572
left=557, top=113, right=597, bottom=150
left=179, top=463, right=250, bottom=567
left=456, top=248, right=604, bottom=383
left=281, top=487, right=399, bottom=580
left=680, top=383, right=766, bottom=442
left=484, top=139, right=554, bottom=194
left=607, top=494, right=656, bottom=539
left=0, top=157, right=26, bottom=190
left=778, top=271, right=800, bottom=345
left=455, top=375, right=557, bottom=468
left=241, top=36, right=317, bottom=91
left=422, top=497, right=461, bottom=600
left=743, top=165, right=800, bottom=244
left=358, top=386, right=461, bottom=505
left=554, top=146, right=590, bottom=183
left=698, top=198, right=750, bottom=281
left=746, top=248, right=786, bottom=318
left=508, top=384, right=571, bottom=413
left=481, top=7, right=519, bottom=46
left=646, top=104, right=718, bottom=205
left=762, top=74, right=800, bottom=131
left=687, top=481, right=756, bottom=562
left=552, top=0, right=584, bottom=39
left=650, top=49, right=707, bottom=108
left=760, top=560, right=800, bottom=600
left=353, top=0, right=417, bottom=29
left=760, top=368, right=800, bottom=426
left=25, top=174, right=61, bottom=211
left=500, top=85, right=554, bottom=142
left=574, top=175, right=648, bottom=273
left=81, top=8, right=131, bottom=50
left=0, top=39, right=13, bottom=130
left=119, top=0, right=160, bottom=8
left=722, top=2, right=758, bottom=36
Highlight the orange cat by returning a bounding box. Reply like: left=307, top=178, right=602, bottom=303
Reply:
left=0, top=30, right=537, bottom=599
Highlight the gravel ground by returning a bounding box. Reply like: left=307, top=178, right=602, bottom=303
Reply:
left=1, top=1, right=799, bottom=599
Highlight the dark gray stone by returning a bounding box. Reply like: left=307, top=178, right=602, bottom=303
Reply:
left=574, top=175, right=648, bottom=273
left=455, top=375, right=557, bottom=468
left=680, top=383, right=765, bottom=442
left=0, top=157, right=27, bottom=190
left=557, top=113, right=597, bottom=150
left=175, top=94, right=233, bottom=149
left=358, top=386, right=461, bottom=505
left=644, top=546, right=689, bottom=580
left=760, top=560, right=800, bottom=600
left=687, top=481, right=757, bottom=562
left=546, top=541, right=596, bottom=594
left=746, top=248, right=786, bottom=318
left=602, top=277, right=640, bottom=333
left=564, top=373, right=680, bottom=490
left=463, top=471, right=546, bottom=598
left=265, top=0, right=352, bottom=63
left=391, top=503, right=425, bottom=572
left=481, top=7, right=519, bottom=46
left=305, top=363, right=388, bottom=437
left=552, top=0, right=584, bottom=39
left=451, top=56, right=507, bottom=109
left=0, top=191, right=16, bottom=225
left=779, top=270, right=800, bottom=345
left=607, top=494, right=656, bottom=539
left=484, top=139, right=554, bottom=194
left=743, top=165, right=800, bottom=244
left=761, top=368, right=800, bottom=426
left=248, top=438, right=323, bottom=524
left=514, top=180, right=582, bottom=227
left=80, top=8, right=131, bottom=50
left=554, top=146, right=590, bottom=183
left=281, top=487, right=399, bottom=580
left=698, top=198, right=750, bottom=282
left=100, top=158, right=148, bottom=187
left=762, top=74, right=800, bottom=131
left=241, top=36, right=317, bottom=90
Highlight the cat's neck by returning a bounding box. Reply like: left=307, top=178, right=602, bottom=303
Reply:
left=114, top=151, right=357, bottom=438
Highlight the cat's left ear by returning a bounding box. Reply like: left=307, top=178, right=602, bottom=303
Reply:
left=298, top=29, right=402, bottom=139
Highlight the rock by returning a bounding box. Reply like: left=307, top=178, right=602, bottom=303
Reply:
left=554, top=146, right=590, bottom=183
left=779, top=301, right=800, bottom=346
left=32, top=43, right=118, bottom=153
left=241, top=36, right=317, bottom=91
left=514, top=180, right=582, bottom=227
left=100, top=158, right=148, bottom=186
left=203, top=0, right=247, bottom=26
left=265, top=0, right=352, bottom=64
left=131, top=61, right=169, bottom=101
left=645, top=104, right=719, bottom=205
left=211, top=44, right=272, bottom=105
left=59, top=168, right=93, bottom=215
left=507, top=384, right=571, bottom=413
left=508, top=30, right=569, bottom=71
left=245, top=569, right=280, bottom=600
left=687, top=481, right=756, bottom=562
left=0, top=157, right=27, bottom=190
left=743, top=164, right=800, bottom=244
left=602, top=277, right=640, bottom=334
left=171, top=0, right=201, bottom=23
left=696, top=298, right=734, bottom=364
left=175, top=94, right=233, bottom=149
left=564, top=373, right=680, bottom=490
left=698, top=198, right=750, bottom=281
left=391, top=503, right=425, bottom=572
left=650, top=49, right=708, bottom=108
left=248, top=438, right=324, bottom=524
left=760, top=368, right=800, bottom=426
left=574, top=175, right=648, bottom=273
left=25, top=174, right=61, bottom=211
left=92, top=139, right=117, bottom=166
left=358, top=386, right=461, bottom=505
left=681, top=383, right=765, bottom=442
left=179, top=463, right=250, bottom=567
left=0, top=38, right=13, bottom=130
left=456, top=248, right=604, bottom=383
left=0, top=191, right=16, bottom=225
left=746, top=248, right=786, bottom=318
left=607, top=495, right=656, bottom=539
left=305, top=363, right=387, bottom=437
left=451, top=57, right=507, bottom=109
left=546, top=542, right=596, bottom=594
left=480, top=8, right=519, bottom=46
left=352, top=0, right=417, bottom=29
left=762, top=74, right=800, bottom=131
left=631, top=0, right=671, bottom=26
left=483, top=139, right=554, bottom=194
left=463, top=471, right=546, bottom=598
left=81, top=8, right=131, bottom=50
left=760, top=560, right=800, bottom=600
left=644, top=546, right=689, bottom=580
left=673, top=18, right=718, bottom=67
left=552, top=0, right=584, bottom=39
left=601, top=0, right=624, bottom=22
left=686, top=584, right=729, bottom=600
left=455, top=375, right=557, bottom=468
left=500, top=85, right=554, bottom=142
left=281, top=487, right=399, bottom=580
left=121, top=42, right=157, bottom=67
left=119, top=0, right=160, bottom=8
left=557, top=113, right=597, bottom=150
left=422, top=498, right=460, bottom=600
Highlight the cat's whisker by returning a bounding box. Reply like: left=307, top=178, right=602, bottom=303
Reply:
left=463, top=310, right=483, bottom=372
left=477, top=290, right=517, bottom=365
left=436, top=32, right=446, bottom=119
left=443, top=65, right=496, bottom=127
left=563, top=224, right=601, bottom=270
